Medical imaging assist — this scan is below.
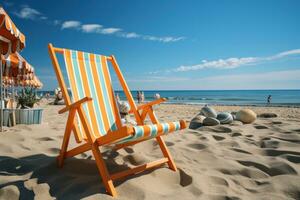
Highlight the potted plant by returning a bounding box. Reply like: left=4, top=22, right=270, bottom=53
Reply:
left=15, top=88, right=43, bottom=124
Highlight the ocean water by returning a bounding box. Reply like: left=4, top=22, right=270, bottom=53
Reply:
left=38, top=90, right=300, bottom=106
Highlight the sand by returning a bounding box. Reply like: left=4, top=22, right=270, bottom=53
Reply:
left=1, top=100, right=300, bottom=199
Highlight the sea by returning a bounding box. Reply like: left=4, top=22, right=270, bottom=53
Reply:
left=37, top=90, right=300, bottom=107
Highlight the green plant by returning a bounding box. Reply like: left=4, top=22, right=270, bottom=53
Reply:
left=17, top=88, right=40, bottom=109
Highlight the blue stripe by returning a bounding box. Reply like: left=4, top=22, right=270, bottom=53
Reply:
left=174, top=122, right=180, bottom=130
left=116, top=126, right=144, bottom=144
left=115, top=121, right=181, bottom=144
left=83, top=52, right=106, bottom=135
left=94, top=55, right=117, bottom=131
left=150, top=125, right=158, bottom=137
left=162, top=123, right=169, bottom=134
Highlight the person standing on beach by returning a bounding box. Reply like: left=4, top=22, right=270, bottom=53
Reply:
left=137, top=91, right=141, bottom=104
left=267, top=95, right=272, bottom=104
left=141, top=91, right=145, bottom=103
left=115, top=93, right=120, bottom=102
left=45, top=92, right=50, bottom=100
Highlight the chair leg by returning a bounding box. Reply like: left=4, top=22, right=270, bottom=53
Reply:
left=57, top=128, right=71, bottom=168
left=147, top=108, right=177, bottom=172
left=57, top=109, right=76, bottom=168
left=91, top=143, right=117, bottom=197
left=156, top=136, right=177, bottom=171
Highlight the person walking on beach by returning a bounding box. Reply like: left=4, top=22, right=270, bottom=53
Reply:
left=267, top=95, right=272, bottom=104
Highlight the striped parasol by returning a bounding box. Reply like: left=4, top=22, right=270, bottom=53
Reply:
left=0, top=7, right=26, bottom=55
left=1, top=7, right=27, bottom=130
left=1, top=53, right=42, bottom=88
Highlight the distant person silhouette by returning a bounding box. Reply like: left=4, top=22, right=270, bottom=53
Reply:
left=137, top=91, right=141, bottom=104
left=141, top=91, right=145, bottom=103
left=267, top=95, right=272, bottom=104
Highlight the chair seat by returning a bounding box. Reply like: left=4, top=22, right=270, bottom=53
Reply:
left=115, top=121, right=183, bottom=145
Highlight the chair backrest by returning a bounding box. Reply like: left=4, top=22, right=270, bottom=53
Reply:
left=49, top=45, right=126, bottom=142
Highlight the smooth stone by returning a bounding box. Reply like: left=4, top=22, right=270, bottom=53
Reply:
left=189, top=115, right=206, bottom=129
left=236, top=109, right=257, bottom=124
left=258, top=113, right=278, bottom=118
left=217, top=112, right=233, bottom=124
left=203, top=117, right=220, bottom=126
left=0, top=185, right=20, bottom=200
left=201, top=106, right=217, bottom=118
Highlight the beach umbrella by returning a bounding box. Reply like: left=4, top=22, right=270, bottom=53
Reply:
left=1, top=53, right=42, bottom=89
left=0, top=7, right=26, bottom=55
left=2, top=52, right=35, bottom=82
left=0, top=7, right=26, bottom=130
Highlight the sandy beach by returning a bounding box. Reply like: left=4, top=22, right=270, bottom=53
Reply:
left=1, top=100, right=300, bottom=200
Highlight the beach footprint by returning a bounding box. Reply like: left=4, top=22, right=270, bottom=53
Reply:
left=188, top=143, right=207, bottom=150
left=212, top=135, right=226, bottom=141
left=254, top=125, right=269, bottom=129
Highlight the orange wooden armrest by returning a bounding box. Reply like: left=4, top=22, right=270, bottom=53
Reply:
left=129, top=98, right=167, bottom=113
left=58, top=97, right=93, bottom=114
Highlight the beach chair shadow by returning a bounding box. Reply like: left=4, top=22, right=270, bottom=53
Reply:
left=0, top=153, right=170, bottom=199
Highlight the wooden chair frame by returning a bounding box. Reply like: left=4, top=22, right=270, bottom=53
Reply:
left=48, top=43, right=186, bottom=197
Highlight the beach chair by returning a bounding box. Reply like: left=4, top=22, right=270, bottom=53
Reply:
left=48, top=44, right=187, bottom=197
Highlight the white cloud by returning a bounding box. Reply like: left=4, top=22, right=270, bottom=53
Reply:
left=14, top=6, right=44, bottom=20
left=172, top=49, right=300, bottom=72
left=121, top=32, right=140, bottom=38
left=125, top=69, right=300, bottom=90
left=13, top=5, right=185, bottom=43
left=142, top=36, right=185, bottom=43
left=59, top=19, right=184, bottom=42
left=61, top=21, right=81, bottom=29
left=81, top=24, right=102, bottom=33
left=117, top=32, right=184, bottom=42
left=100, top=28, right=122, bottom=34
left=175, top=57, right=258, bottom=72
left=268, top=49, right=300, bottom=60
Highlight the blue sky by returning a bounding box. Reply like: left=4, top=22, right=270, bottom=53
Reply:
left=2, top=0, right=300, bottom=90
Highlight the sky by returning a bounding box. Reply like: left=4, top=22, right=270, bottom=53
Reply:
left=1, top=0, right=300, bottom=90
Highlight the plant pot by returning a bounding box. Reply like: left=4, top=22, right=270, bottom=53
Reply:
left=15, top=108, right=43, bottom=124
left=1, top=109, right=16, bottom=126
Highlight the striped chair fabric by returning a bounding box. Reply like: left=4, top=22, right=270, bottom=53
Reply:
left=63, top=49, right=184, bottom=144
left=116, top=121, right=181, bottom=144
